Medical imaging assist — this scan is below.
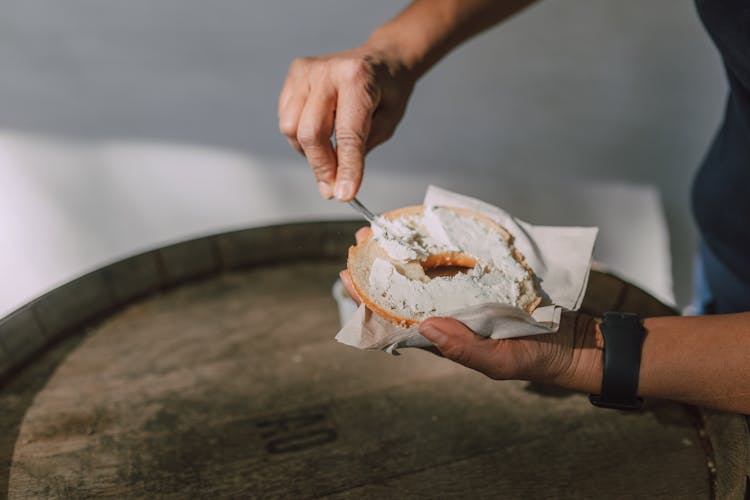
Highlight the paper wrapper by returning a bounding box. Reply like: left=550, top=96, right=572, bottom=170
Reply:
left=335, top=186, right=598, bottom=354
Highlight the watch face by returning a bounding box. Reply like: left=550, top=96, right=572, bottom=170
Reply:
left=595, top=312, right=646, bottom=411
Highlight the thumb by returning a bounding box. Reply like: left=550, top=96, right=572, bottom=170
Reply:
left=419, top=317, right=501, bottom=377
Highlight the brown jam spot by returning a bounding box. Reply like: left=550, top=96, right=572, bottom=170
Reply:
left=423, top=265, right=474, bottom=279
left=420, top=251, right=477, bottom=279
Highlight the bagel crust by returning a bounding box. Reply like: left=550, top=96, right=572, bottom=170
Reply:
left=347, top=205, right=541, bottom=327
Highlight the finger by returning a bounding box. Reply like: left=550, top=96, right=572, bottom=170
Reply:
left=333, top=81, right=380, bottom=201
left=419, top=317, right=505, bottom=379
left=339, top=270, right=361, bottom=305
left=296, top=85, right=338, bottom=199
left=355, top=227, right=372, bottom=244
left=278, top=78, right=308, bottom=156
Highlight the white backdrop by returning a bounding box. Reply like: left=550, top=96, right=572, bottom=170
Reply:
left=0, top=0, right=726, bottom=308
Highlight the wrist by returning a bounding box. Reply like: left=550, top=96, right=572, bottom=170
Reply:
left=549, top=313, right=604, bottom=394
left=363, top=29, right=424, bottom=83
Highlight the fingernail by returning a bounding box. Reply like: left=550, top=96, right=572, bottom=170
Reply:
left=317, top=181, right=333, bottom=199
left=334, top=180, right=355, bottom=201
left=420, top=323, right=448, bottom=345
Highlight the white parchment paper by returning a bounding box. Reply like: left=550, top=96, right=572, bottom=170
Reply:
left=335, top=186, right=598, bottom=353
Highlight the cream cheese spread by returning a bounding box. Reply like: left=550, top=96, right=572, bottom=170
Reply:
left=368, top=206, right=529, bottom=318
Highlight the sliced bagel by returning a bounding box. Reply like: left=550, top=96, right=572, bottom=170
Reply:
left=347, top=205, right=541, bottom=327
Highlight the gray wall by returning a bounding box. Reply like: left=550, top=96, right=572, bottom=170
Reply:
left=0, top=0, right=726, bottom=306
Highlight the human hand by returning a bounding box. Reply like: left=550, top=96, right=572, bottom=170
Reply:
left=419, top=313, right=603, bottom=391
left=279, top=47, right=415, bottom=201
left=339, top=227, right=602, bottom=392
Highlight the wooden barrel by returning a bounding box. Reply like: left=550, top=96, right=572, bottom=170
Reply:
left=0, top=221, right=744, bottom=498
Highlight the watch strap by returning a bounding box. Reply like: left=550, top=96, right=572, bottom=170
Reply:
left=589, top=312, right=647, bottom=410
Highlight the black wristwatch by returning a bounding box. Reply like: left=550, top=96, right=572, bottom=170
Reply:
left=589, top=312, right=647, bottom=410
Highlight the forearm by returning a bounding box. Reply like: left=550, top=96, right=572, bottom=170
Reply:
left=365, top=0, right=537, bottom=79
left=569, top=312, right=750, bottom=414
left=639, top=313, right=750, bottom=412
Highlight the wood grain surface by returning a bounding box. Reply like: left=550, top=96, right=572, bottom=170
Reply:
left=1, top=261, right=711, bottom=499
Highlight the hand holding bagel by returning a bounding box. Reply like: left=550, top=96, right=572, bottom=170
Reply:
left=339, top=226, right=605, bottom=393
left=418, top=313, right=603, bottom=392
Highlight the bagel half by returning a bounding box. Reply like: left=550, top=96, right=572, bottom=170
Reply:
left=347, top=205, right=541, bottom=327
